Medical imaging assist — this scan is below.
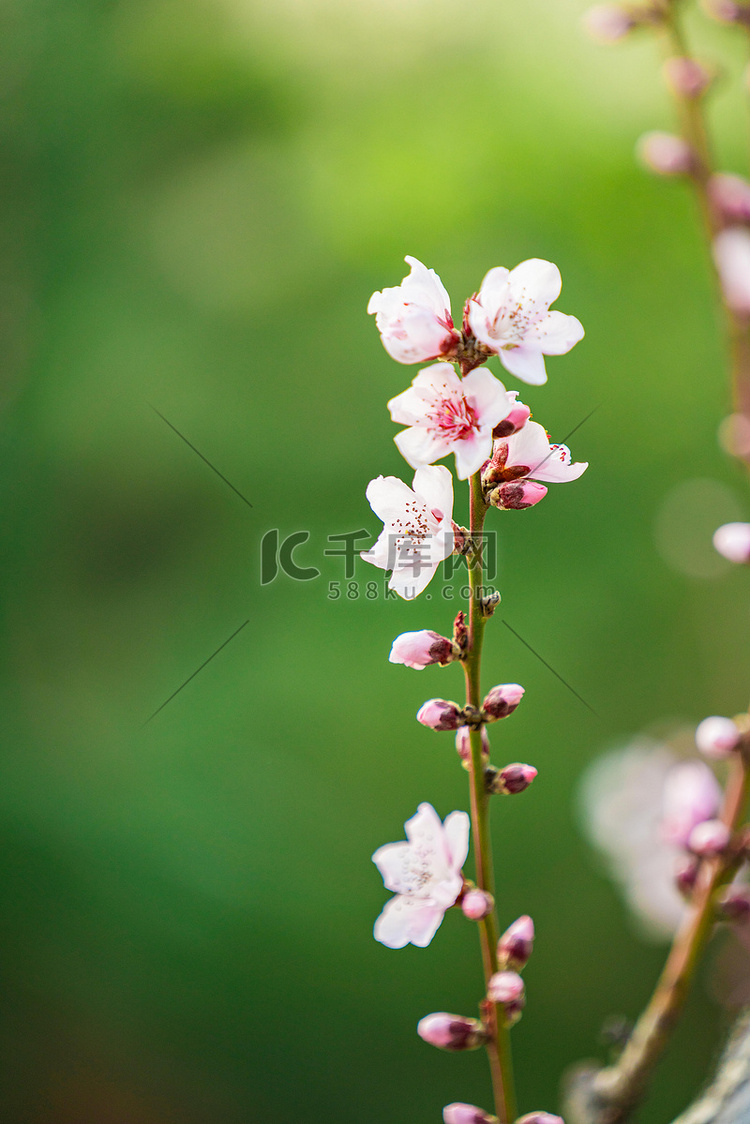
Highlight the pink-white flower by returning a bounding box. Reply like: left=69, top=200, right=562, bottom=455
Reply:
left=466, top=259, right=584, bottom=385
left=372, top=802, right=470, bottom=948
left=361, top=465, right=455, bottom=599
left=714, top=521, right=750, bottom=563
left=368, top=256, right=460, bottom=364
left=388, top=364, right=512, bottom=479
left=661, top=761, right=722, bottom=848
left=484, top=420, right=588, bottom=494
left=713, top=228, right=750, bottom=316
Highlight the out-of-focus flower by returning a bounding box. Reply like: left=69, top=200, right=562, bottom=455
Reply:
left=497, top=915, right=535, bottom=970
left=456, top=725, right=490, bottom=768
left=516, top=1115, right=565, bottom=1124
left=696, top=715, right=742, bottom=759
left=487, top=970, right=525, bottom=1004
left=713, top=228, right=750, bottom=316
left=662, top=57, right=713, bottom=99
left=443, top=1104, right=497, bottom=1124
left=709, top=173, right=750, bottom=224
left=372, top=803, right=470, bottom=948
left=389, top=630, right=457, bottom=670
left=368, top=256, right=460, bottom=364
left=417, top=1013, right=486, bottom=1051
left=637, top=131, right=694, bottom=176
left=361, top=466, right=455, bottom=599
left=387, top=364, right=512, bottom=479
left=688, top=818, right=730, bottom=856
left=466, top=260, right=584, bottom=386
left=714, top=521, right=750, bottom=563
left=661, top=761, right=722, bottom=848
left=583, top=4, right=635, bottom=42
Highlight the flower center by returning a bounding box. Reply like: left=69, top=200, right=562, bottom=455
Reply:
left=490, top=297, right=539, bottom=347
left=429, top=393, right=478, bottom=441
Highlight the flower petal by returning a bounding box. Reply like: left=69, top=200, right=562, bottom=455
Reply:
left=412, top=465, right=454, bottom=523
left=372, top=841, right=414, bottom=895
left=453, top=428, right=493, bottom=479
left=498, top=346, right=548, bottom=386
left=394, top=427, right=451, bottom=470
left=461, top=368, right=511, bottom=427
left=505, top=258, right=562, bottom=313
left=373, top=895, right=445, bottom=948
left=365, top=475, right=416, bottom=523
left=527, top=310, right=585, bottom=356
left=443, top=810, right=470, bottom=870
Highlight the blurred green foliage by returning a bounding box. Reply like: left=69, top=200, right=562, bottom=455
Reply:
left=2, top=0, right=750, bottom=1120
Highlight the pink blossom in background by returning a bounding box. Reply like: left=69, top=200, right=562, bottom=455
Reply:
left=372, top=802, right=470, bottom=948
left=709, top=172, right=750, bottom=223
left=713, top=521, right=750, bottom=563
left=466, top=259, right=584, bottom=385
left=637, top=131, right=694, bottom=176
left=582, top=4, right=634, bottom=42
left=361, top=465, right=455, bottom=599
left=368, top=256, right=459, bottom=364
left=713, top=227, right=750, bottom=316
left=695, top=715, right=741, bottom=758
left=388, top=364, right=512, bottom=479
left=661, top=761, right=721, bottom=848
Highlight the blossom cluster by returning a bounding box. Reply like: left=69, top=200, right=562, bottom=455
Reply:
left=364, top=256, right=587, bottom=1123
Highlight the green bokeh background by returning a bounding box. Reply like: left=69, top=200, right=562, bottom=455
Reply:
left=2, top=0, right=750, bottom=1120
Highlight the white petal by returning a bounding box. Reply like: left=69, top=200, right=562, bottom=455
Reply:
left=387, top=384, right=433, bottom=427
left=360, top=528, right=392, bottom=571
left=461, top=367, right=511, bottom=427
left=505, top=258, right=562, bottom=312
left=498, top=346, right=548, bottom=385
left=412, top=465, right=454, bottom=522
left=372, top=841, right=414, bottom=895
left=476, top=266, right=511, bottom=309
left=466, top=298, right=500, bottom=353
left=504, top=421, right=551, bottom=473
left=529, top=445, right=588, bottom=484
left=402, top=255, right=453, bottom=319
left=443, top=810, right=470, bottom=870
left=411, top=362, right=463, bottom=394
left=453, top=428, right=493, bottom=479
left=394, top=427, right=451, bottom=469
left=389, top=558, right=442, bottom=600
left=404, top=802, right=453, bottom=887
left=373, top=895, right=445, bottom=949
left=527, top=310, right=585, bottom=356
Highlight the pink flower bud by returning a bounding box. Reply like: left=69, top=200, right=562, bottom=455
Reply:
left=417, top=699, right=463, bottom=731
left=582, top=4, right=634, bottom=42
left=487, top=763, right=538, bottom=795
left=713, top=521, right=750, bottom=563
left=516, top=1115, right=565, bottom=1124
left=493, top=394, right=531, bottom=438
left=709, top=173, right=750, bottom=224
left=498, top=915, right=535, bottom=970
left=456, top=725, right=491, bottom=769
left=717, top=886, right=750, bottom=920
left=489, top=480, right=548, bottom=511
left=663, top=57, right=712, bottom=99
left=462, top=889, right=494, bottom=921
left=417, top=1013, right=486, bottom=1051
left=482, top=683, right=525, bottom=721
left=675, top=855, right=700, bottom=896
left=713, top=229, right=750, bottom=316
left=637, top=131, right=694, bottom=176
left=688, top=818, right=731, bottom=856
left=443, top=1105, right=497, bottom=1124
left=487, top=970, right=525, bottom=1005
left=389, top=630, right=457, bottom=670
left=661, top=761, right=721, bottom=848
left=695, top=716, right=742, bottom=759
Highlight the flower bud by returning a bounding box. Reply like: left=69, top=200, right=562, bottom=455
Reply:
left=709, top=173, right=750, bottom=224
left=487, top=970, right=525, bottom=1004
left=713, top=521, right=750, bottom=563
left=417, top=699, right=463, bottom=731
left=493, top=394, right=531, bottom=438
left=713, top=229, right=750, bottom=317
left=516, top=1115, right=565, bottom=1124
left=663, top=57, right=713, bottom=99
left=675, top=855, right=700, bottom=896
left=695, top=715, right=742, bottom=759
left=486, top=763, right=538, bottom=795
left=488, top=480, right=547, bottom=511
left=688, top=818, right=731, bottom=856
left=716, top=886, right=750, bottom=920
left=443, top=1104, right=497, bottom=1124
left=417, top=1013, right=487, bottom=1051
left=389, top=630, right=458, bottom=670
left=497, top=915, right=535, bottom=970
left=456, top=725, right=491, bottom=769
left=482, top=683, right=525, bottom=721
left=637, top=131, right=695, bottom=176
left=582, top=4, right=635, bottom=42
left=462, top=889, right=494, bottom=921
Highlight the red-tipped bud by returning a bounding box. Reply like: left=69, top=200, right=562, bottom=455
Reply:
left=456, top=725, right=491, bottom=770
left=417, top=699, right=463, bottom=731
left=710, top=173, right=750, bottom=224
left=498, top=915, right=535, bottom=970
left=489, top=480, right=547, bottom=510
left=716, top=886, right=750, bottom=920
left=487, top=970, right=525, bottom=1004
left=417, top=1013, right=487, bottom=1051
left=443, top=1105, right=497, bottom=1124
left=675, top=856, right=700, bottom=897
left=493, top=394, right=531, bottom=438
left=462, top=889, right=494, bottom=921
left=637, top=131, right=695, bottom=176
left=696, top=716, right=742, bottom=759
left=714, top=522, right=750, bottom=563
left=662, top=57, right=713, bottom=99
left=389, top=630, right=458, bottom=670
left=582, top=4, right=635, bottom=41
left=516, top=1115, right=565, bottom=1124
left=487, top=763, right=538, bottom=795
left=688, top=818, right=731, bottom=856
left=482, top=683, right=525, bottom=721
